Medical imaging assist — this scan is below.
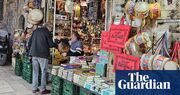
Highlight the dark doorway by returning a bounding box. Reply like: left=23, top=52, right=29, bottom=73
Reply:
left=18, top=15, right=25, bottom=29
left=0, top=0, right=4, bottom=20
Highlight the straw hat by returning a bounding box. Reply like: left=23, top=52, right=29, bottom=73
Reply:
left=28, top=9, right=43, bottom=25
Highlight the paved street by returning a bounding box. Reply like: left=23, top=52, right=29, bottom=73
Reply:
left=0, top=65, right=50, bottom=95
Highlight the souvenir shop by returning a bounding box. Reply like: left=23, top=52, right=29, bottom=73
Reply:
left=12, top=0, right=180, bottom=95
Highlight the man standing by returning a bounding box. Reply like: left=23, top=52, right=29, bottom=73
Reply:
left=28, top=24, right=54, bottom=94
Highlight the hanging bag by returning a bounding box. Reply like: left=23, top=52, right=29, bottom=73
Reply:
left=109, top=16, right=131, bottom=48
left=114, top=53, right=140, bottom=70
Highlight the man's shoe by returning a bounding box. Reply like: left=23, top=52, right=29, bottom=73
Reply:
left=32, top=89, right=39, bottom=93
left=40, top=89, right=51, bottom=94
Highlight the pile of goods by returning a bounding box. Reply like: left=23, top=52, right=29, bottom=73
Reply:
left=50, top=57, right=115, bottom=95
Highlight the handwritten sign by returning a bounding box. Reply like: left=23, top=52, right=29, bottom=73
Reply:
left=109, top=24, right=131, bottom=48
left=108, top=45, right=122, bottom=54
left=114, top=54, right=140, bottom=70
left=100, top=32, right=109, bottom=50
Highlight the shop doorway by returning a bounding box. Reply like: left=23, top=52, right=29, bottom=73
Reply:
left=18, top=15, right=25, bottom=29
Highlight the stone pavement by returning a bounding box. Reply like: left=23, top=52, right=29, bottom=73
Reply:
left=0, top=65, right=50, bottom=95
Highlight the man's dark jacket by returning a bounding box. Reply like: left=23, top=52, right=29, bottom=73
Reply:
left=28, top=27, right=54, bottom=59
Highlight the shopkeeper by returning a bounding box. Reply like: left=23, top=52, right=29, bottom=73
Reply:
left=68, top=31, right=84, bottom=56
left=57, top=38, right=70, bottom=63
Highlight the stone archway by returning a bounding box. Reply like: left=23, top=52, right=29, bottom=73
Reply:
left=18, top=15, right=25, bottom=29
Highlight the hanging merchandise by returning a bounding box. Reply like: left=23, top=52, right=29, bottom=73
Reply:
left=65, top=0, right=74, bottom=13
left=164, top=61, right=179, bottom=70
left=140, top=54, right=155, bottom=70
left=149, top=1, right=161, bottom=19
left=134, top=0, right=149, bottom=27
left=88, top=0, right=98, bottom=21
left=100, top=31, right=109, bottom=51
left=28, top=9, right=43, bottom=25
left=133, top=32, right=151, bottom=49
left=114, top=54, right=140, bottom=70
left=171, top=42, right=180, bottom=64
left=125, top=38, right=142, bottom=57
left=132, top=17, right=144, bottom=27
left=109, top=19, right=131, bottom=48
left=156, top=32, right=170, bottom=57
left=152, top=55, right=170, bottom=70
left=74, top=3, right=81, bottom=20
left=134, top=0, right=150, bottom=19
left=125, top=0, right=136, bottom=17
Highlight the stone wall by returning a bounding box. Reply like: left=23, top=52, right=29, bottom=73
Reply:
left=3, top=0, right=27, bottom=33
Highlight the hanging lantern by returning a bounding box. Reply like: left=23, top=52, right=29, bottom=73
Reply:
left=74, top=3, right=81, bottom=20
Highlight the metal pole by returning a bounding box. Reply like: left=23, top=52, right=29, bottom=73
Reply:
left=105, top=0, right=108, bottom=31
left=53, top=0, right=56, bottom=41
left=52, top=0, right=56, bottom=64
left=71, top=12, right=73, bottom=37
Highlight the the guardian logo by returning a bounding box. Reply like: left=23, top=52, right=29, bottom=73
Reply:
left=118, top=72, right=171, bottom=90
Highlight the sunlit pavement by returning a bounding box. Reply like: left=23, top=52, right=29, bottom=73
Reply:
left=0, top=65, right=50, bottom=95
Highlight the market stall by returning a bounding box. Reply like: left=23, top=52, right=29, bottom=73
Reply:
left=12, top=0, right=180, bottom=95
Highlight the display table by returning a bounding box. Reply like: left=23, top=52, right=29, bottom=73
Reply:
left=51, top=64, right=115, bottom=95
